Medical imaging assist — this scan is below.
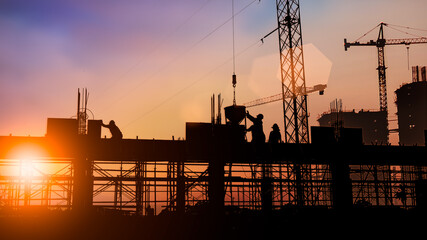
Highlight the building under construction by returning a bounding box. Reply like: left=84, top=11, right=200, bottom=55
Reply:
left=0, top=110, right=426, bottom=237
left=1, top=1, right=427, bottom=238
left=317, top=106, right=389, bottom=145
left=395, top=66, right=427, bottom=146
left=317, top=66, right=427, bottom=147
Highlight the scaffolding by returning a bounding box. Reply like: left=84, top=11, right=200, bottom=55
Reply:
left=0, top=154, right=425, bottom=214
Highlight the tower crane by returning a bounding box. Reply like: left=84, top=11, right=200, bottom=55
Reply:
left=344, top=22, right=427, bottom=141
left=243, top=84, right=326, bottom=108
left=275, top=0, right=311, bottom=207
left=275, top=0, right=309, bottom=144
left=243, top=1, right=328, bottom=145
left=240, top=1, right=313, bottom=144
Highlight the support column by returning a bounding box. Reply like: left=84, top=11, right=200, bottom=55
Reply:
left=135, top=161, right=143, bottom=216
left=208, top=127, right=225, bottom=216
left=72, top=156, right=93, bottom=211
left=176, top=160, right=185, bottom=215
left=72, top=136, right=93, bottom=212
left=261, top=163, right=273, bottom=214
left=330, top=157, right=353, bottom=210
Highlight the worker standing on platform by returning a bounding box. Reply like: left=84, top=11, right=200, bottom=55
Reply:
left=101, top=120, right=123, bottom=140
left=246, top=111, right=265, bottom=144
left=268, top=124, right=282, bottom=144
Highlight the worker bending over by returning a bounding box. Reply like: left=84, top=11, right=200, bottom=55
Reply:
left=102, top=120, right=123, bottom=140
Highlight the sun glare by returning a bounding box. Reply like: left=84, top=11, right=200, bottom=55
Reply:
left=5, top=143, right=51, bottom=177
left=20, top=159, right=34, bottom=177
left=7, top=143, right=47, bottom=159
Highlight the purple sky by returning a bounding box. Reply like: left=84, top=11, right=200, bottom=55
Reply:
left=1, top=0, right=427, bottom=144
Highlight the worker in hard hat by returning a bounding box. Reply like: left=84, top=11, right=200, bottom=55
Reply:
left=268, top=123, right=282, bottom=144
left=246, top=111, right=265, bottom=144
left=101, top=120, right=123, bottom=140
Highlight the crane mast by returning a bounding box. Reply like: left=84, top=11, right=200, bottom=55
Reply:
left=276, top=0, right=309, bottom=144
left=377, top=23, right=387, bottom=113
left=276, top=0, right=311, bottom=207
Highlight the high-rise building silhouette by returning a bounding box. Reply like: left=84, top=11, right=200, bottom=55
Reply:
left=395, top=66, right=427, bottom=146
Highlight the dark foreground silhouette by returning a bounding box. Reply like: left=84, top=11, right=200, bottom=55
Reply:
left=0, top=206, right=424, bottom=240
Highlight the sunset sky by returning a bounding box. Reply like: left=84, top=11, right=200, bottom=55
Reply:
left=1, top=0, right=427, bottom=144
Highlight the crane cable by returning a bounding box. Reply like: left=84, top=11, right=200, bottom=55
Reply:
left=352, top=22, right=427, bottom=71
left=232, top=0, right=236, bottom=75
left=383, top=23, right=427, bottom=71
left=386, top=23, right=427, bottom=33
left=354, top=23, right=381, bottom=42
left=354, top=22, right=427, bottom=42
left=232, top=0, right=237, bottom=105
left=385, top=25, right=426, bottom=38
left=98, top=0, right=260, bottom=116
left=407, top=46, right=410, bottom=70
left=122, top=37, right=263, bottom=129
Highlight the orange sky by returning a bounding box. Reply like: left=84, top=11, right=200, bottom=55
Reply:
left=1, top=0, right=427, bottom=145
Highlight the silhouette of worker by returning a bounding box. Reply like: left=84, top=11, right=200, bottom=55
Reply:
left=101, top=120, right=123, bottom=140
left=246, top=111, right=265, bottom=144
left=396, top=184, right=407, bottom=206
left=268, top=124, right=282, bottom=144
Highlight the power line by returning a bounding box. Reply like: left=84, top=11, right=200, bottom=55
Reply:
left=97, top=0, right=212, bottom=112
left=122, top=38, right=263, bottom=130
left=98, top=0, right=259, bottom=116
